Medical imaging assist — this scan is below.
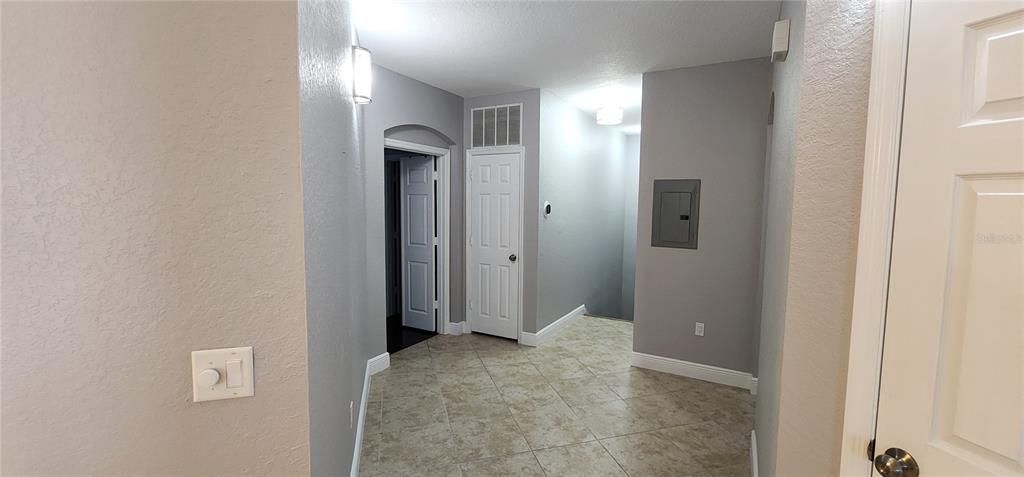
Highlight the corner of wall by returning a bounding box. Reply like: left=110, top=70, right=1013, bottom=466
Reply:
left=760, top=0, right=874, bottom=475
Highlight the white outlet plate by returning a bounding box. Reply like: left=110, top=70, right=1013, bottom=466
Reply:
left=191, top=346, right=254, bottom=403
left=695, top=322, right=705, bottom=337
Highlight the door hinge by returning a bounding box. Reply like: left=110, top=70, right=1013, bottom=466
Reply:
left=433, top=237, right=439, bottom=246
left=867, top=439, right=876, bottom=461
left=433, top=170, right=439, bottom=180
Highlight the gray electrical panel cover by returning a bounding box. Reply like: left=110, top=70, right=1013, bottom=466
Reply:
left=651, top=179, right=701, bottom=249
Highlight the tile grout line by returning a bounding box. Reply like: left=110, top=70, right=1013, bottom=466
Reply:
left=595, top=437, right=634, bottom=477
left=367, top=318, right=750, bottom=476
left=488, top=355, right=549, bottom=476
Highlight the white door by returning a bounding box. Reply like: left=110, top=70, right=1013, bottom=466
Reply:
left=874, top=1, right=1024, bottom=476
left=401, top=156, right=436, bottom=332
left=467, top=149, right=522, bottom=339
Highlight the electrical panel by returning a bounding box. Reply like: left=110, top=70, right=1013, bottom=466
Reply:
left=651, top=179, right=701, bottom=249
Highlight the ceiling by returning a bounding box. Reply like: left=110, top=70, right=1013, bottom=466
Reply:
left=547, top=75, right=643, bottom=135
left=357, top=1, right=780, bottom=133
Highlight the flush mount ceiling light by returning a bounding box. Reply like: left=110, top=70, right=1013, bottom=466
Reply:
left=596, top=106, right=623, bottom=125
left=352, top=46, right=373, bottom=104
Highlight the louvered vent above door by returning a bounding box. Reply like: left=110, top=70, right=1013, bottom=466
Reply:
left=471, top=104, right=521, bottom=148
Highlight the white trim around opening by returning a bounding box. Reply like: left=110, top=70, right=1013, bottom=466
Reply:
left=384, top=137, right=453, bottom=336
left=838, top=0, right=911, bottom=474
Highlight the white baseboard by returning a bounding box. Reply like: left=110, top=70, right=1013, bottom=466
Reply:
left=349, top=357, right=372, bottom=476
left=446, top=321, right=466, bottom=335
left=367, top=352, right=390, bottom=375
left=751, top=430, right=758, bottom=477
left=630, top=351, right=756, bottom=391
left=520, top=304, right=586, bottom=347
left=351, top=353, right=390, bottom=476
left=750, top=377, right=759, bottom=395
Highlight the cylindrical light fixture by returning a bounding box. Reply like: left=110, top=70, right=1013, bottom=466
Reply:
left=596, top=106, right=623, bottom=125
left=352, top=46, right=373, bottom=104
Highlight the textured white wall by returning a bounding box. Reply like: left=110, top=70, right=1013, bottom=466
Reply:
left=755, top=1, right=875, bottom=475
left=2, top=2, right=309, bottom=474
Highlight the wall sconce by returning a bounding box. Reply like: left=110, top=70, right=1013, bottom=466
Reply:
left=596, top=106, right=623, bottom=125
left=352, top=46, right=373, bottom=104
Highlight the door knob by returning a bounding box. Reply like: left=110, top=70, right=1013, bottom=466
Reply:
left=873, top=448, right=919, bottom=477
left=509, top=254, right=517, bottom=262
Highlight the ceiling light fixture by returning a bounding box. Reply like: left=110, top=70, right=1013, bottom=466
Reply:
left=596, top=106, right=623, bottom=125
left=352, top=46, right=373, bottom=105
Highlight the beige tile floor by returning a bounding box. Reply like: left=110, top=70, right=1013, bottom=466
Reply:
left=359, top=315, right=753, bottom=477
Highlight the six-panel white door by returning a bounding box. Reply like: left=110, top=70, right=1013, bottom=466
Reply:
left=875, top=1, right=1024, bottom=475
left=467, top=149, right=522, bottom=340
left=401, top=156, right=436, bottom=332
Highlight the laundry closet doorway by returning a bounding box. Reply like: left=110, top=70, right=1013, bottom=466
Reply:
left=383, top=138, right=452, bottom=353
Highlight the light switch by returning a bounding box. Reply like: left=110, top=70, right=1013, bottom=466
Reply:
left=225, top=360, right=243, bottom=388
left=191, top=346, right=254, bottom=402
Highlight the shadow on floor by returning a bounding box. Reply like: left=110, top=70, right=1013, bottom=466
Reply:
left=386, top=314, right=436, bottom=354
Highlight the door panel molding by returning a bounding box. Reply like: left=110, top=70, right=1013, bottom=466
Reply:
left=843, top=1, right=1024, bottom=475
left=400, top=156, right=435, bottom=332
left=465, top=146, right=525, bottom=341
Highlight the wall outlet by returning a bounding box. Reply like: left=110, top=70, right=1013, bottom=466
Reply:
left=695, top=322, right=705, bottom=337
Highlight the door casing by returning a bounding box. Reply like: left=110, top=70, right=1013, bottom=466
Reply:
left=839, top=0, right=911, bottom=473
left=384, top=137, right=452, bottom=336
left=464, top=145, right=526, bottom=342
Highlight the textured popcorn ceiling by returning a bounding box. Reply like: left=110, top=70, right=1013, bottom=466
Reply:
left=357, top=0, right=781, bottom=98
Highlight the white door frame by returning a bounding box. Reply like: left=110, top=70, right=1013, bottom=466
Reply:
left=465, top=145, right=526, bottom=342
left=838, top=0, right=911, bottom=474
left=384, top=137, right=452, bottom=335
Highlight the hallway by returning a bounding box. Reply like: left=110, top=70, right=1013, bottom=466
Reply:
left=359, top=316, right=753, bottom=476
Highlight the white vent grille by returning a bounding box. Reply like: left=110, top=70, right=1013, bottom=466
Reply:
left=472, top=104, right=521, bottom=148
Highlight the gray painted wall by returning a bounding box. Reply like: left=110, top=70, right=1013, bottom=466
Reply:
left=755, top=0, right=873, bottom=474
left=298, top=1, right=370, bottom=474
left=364, top=66, right=465, bottom=342
left=754, top=1, right=804, bottom=474
left=634, top=58, right=772, bottom=374
left=463, top=90, right=544, bottom=332
left=536, top=90, right=627, bottom=326
left=622, top=135, right=641, bottom=321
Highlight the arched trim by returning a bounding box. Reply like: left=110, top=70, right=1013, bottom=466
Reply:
left=384, top=124, right=456, bottom=146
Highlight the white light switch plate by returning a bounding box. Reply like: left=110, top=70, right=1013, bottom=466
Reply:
left=191, top=346, right=254, bottom=402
